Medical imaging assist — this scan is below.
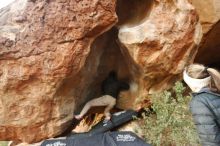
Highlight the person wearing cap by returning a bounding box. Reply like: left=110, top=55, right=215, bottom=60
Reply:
left=183, top=64, right=220, bottom=146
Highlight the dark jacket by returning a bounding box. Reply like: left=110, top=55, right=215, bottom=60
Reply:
left=101, top=73, right=129, bottom=99
left=190, top=88, right=220, bottom=146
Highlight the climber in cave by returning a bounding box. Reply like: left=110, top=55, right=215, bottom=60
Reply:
left=74, top=71, right=130, bottom=121
left=183, top=64, right=220, bottom=146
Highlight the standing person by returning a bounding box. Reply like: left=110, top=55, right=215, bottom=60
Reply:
left=75, top=71, right=130, bottom=121
left=183, top=64, right=220, bottom=146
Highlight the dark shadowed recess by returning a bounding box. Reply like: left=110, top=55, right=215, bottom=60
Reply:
left=195, top=21, right=220, bottom=70
left=116, top=0, right=154, bottom=27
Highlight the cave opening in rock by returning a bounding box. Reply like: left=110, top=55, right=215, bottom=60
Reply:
left=75, top=0, right=154, bottom=112
left=58, top=27, right=137, bottom=136
left=78, top=27, right=134, bottom=112
left=194, top=21, right=220, bottom=70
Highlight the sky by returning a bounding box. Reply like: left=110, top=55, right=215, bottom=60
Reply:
left=0, top=0, right=14, bottom=9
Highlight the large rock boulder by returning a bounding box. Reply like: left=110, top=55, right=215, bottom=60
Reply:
left=117, top=0, right=201, bottom=95
left=0, top=0, right=117, bottom=143
left=0, top=0, right=201, bottom=143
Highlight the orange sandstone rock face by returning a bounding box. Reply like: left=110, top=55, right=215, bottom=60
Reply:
left=0, top=0, right=201, bottom=143
left=118, top=0, right=201, bottom=95
left=0, top=0, right=117, bottom=143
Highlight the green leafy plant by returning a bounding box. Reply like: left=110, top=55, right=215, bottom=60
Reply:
left=0, top=141, right=8, bottom=146
left=141, top=81, right=200, bottom=146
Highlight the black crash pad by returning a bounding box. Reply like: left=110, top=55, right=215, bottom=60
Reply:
left=41, top=131, right=151, bottom=146
left=67, top=109, right=138, bottom=139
